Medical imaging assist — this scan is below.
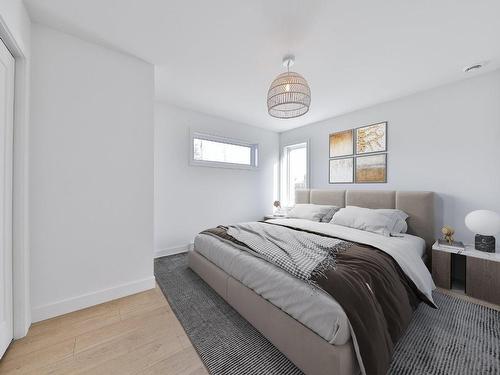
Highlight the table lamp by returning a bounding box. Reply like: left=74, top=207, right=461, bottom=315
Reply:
left=465, top=210, right=500, bottom=253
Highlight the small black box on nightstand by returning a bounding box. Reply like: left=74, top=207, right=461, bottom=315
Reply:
left=475, top=234, right=496, bottom=253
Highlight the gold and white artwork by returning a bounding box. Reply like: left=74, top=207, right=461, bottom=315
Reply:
left=329, top=158, right=354, bottom=183
left=329, top=129, right=353, bottom=158
left=356, top=122, right=387, bottom=154
left=355, top=154, right=387, bottom=183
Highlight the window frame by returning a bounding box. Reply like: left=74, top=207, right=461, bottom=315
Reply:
left=190, top=130, right=259, bottom=170
left=280, top=140, right=310, bottom=207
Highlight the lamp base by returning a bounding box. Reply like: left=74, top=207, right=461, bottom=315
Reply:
left=474, top=234, right=496, bottom=253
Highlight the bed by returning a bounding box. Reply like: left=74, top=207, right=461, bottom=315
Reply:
left=188, top=189, right=436, bottom=375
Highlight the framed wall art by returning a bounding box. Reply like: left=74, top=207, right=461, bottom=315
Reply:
left=328, top=122, right=388, bottom=184
left=355, top=122, right=387, bottom=155
left=329, top=129, right=353, bottom=158
left=355, top=153, right=387, bottom=183
left=329, top=157, right=354, bottom=184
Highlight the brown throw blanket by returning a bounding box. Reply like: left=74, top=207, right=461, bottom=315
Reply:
left=202, top=223, right=433, bottom=375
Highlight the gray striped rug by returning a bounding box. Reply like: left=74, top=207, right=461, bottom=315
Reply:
left=155, top=254, right=500, bottom=375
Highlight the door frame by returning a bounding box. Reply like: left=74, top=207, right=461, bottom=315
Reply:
left=0, top=16, right=31, bottom=338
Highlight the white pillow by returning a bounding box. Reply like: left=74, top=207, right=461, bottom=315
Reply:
left=374, top=209, right=409, bottom=233
left=329, top=206, right=399, bottom=236
left=287, top=204, right=334, bottom=222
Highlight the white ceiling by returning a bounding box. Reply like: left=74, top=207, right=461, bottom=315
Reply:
left=25, top=0, right=500, bottom=132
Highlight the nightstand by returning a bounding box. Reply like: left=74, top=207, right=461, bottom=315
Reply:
left=432, top=241, right=500, bottom=305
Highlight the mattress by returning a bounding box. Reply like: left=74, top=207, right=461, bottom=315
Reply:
left=193, top=233, right=351, bottom=345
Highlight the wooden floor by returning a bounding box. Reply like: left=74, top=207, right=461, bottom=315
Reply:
left=1, top=284, right=498, bottom=375
left=0, top=286, right=208, bottom=375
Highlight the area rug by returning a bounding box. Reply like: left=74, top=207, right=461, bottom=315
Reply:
left=154, top=253, right=500, bottom=375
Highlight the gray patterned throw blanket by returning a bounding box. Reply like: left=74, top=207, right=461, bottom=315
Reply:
left=226, top=222, right=352, bottom=285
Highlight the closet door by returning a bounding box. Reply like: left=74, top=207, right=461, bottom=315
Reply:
left=0, top=37, right=15, bottom=358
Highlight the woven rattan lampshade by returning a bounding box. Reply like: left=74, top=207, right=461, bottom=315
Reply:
left=267, top=56, right=311, bottom=119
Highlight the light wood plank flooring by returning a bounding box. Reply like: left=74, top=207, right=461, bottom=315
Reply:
left=0, top=286, right=208, bottom=375
left=2, top=285, right=497, bottom=375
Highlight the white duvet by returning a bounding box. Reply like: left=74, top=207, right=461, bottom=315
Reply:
left=267, top=218, right=436, bottom=303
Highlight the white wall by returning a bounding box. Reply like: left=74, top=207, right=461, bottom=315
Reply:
left=280, top=70, right=500, bottom=244
left=30, top=24, right=155, bottom=321
left=154, top=103, right=279, bottom=255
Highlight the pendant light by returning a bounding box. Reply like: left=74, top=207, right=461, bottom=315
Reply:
left=267, top=55, right=311, bottom=119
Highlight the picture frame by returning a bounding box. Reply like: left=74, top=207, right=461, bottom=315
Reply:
left=355, top=122, right=387, bottom=155
left=329, top=157, right=354, bottom=184
left=329, top=129, right=354, bottom=158
left=355, top=153, right=387, bottom=183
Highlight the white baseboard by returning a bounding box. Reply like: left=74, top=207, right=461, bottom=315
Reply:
left=31, top=276, right=156, bottom=323
left=154, top=243, right=192, bottom=258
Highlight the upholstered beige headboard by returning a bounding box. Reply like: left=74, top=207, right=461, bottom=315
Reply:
left=296, top=189, right=435, bottom=258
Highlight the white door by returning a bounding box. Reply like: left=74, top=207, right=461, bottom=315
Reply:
left=0, top=37, right=15, bottom=358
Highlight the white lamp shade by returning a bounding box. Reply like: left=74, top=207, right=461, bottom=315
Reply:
left=465, top=210, right=500, bottom=236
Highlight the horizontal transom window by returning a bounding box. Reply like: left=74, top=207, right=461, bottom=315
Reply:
left=191, top=132, right=258, bottom=169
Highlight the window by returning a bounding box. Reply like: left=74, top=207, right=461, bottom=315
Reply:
left=281, top=141, right=308, bottom=206
left=191, top=132, right=258, bottom=169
